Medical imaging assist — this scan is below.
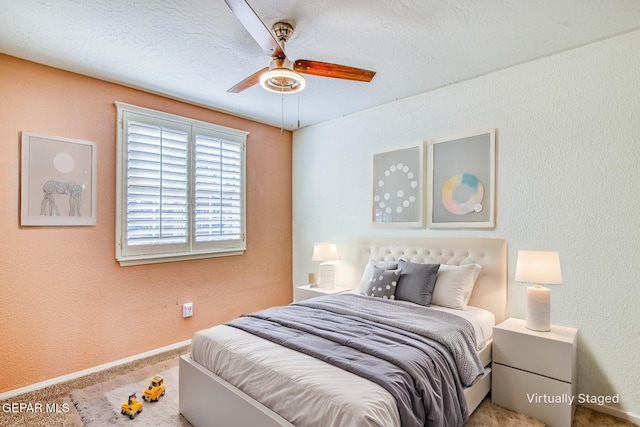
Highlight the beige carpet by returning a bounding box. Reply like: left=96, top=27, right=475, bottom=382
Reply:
left=0, top=348, right=635, bottom=426
left=70, top=359, right=190, bottom=427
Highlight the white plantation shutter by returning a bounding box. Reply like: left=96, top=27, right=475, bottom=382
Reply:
left=116, top=103, right=247, bottom=266
left=126, top=120, right=189, bottom=247
left=194, top=132, right=243, bottom=244
left=192, top=126, right=245, bottom=251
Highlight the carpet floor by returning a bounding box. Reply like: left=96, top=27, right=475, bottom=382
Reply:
left=0, top=346, right=635, bottom=426
left=70, top=360, right=189, bottom=426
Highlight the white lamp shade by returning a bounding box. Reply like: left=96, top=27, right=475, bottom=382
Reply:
left=311, top=243, right=339, bottom=262
left=515, top=250, right=563, bottom=285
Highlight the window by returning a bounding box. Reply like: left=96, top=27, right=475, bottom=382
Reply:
left=115, top=102, right=247, bottom=266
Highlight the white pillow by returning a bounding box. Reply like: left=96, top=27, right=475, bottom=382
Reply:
left=431, top=264, right=481, bottom=310
left=358, top=259, right=399, bottom=294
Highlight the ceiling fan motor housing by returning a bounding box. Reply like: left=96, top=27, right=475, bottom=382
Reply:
left=272, top=22, right=293, bottom=44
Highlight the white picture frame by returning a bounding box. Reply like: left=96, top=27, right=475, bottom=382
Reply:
left=427, top=129, right=495, bottom=229
left=371, top=142, right=425, bottom=228
left=21, top=132, right=97, bottom=226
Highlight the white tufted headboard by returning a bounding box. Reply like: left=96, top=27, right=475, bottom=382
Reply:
left=357, top=237, right=507, bottom=323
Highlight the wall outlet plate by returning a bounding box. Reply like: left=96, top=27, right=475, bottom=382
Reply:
left=182, top=302, right=193, bottom=318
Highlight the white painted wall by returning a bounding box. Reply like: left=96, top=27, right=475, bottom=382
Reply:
left=293, top=30, right=640, bottom=420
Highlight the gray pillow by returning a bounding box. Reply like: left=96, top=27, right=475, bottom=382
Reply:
left=395, top=260, right=440, bottom=306
left=365, top=267, right=401, bottom=299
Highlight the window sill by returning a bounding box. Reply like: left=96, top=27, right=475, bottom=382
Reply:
left=117, top=249, right=245, bottom=267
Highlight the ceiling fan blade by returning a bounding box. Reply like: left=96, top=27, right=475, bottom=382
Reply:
left=224, top=0, right=286, bottom=59
left=227, top=67, right=269, bottom=93
left=294, top=60, right=376, bottom=82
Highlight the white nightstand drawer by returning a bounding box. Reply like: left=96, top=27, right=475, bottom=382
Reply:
left=492, top=363, right=575, bottom=427
left=493, top=318, right=577, bottom=382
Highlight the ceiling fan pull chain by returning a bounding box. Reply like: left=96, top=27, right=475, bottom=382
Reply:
left=297, top=92, right=300, bottom=129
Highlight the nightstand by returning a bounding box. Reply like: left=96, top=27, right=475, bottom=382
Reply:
left=294, top=285, right=351, bottom=302
left=492, top=317, right=578, bottom=427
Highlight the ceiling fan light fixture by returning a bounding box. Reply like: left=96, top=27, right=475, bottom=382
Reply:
left=260, top=68, right=306, bottom=94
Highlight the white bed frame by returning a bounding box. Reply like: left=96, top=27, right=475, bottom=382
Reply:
left=180, top=237, right=507, bottom=427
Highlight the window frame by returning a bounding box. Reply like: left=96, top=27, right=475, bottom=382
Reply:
left=115, top=102, right=248, bottom=266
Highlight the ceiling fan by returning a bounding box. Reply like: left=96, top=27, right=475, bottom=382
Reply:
left=224, top=0, right=376, bottom=94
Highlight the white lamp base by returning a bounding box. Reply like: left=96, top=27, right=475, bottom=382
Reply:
left=317, top=262, right=336, bottom=289
left=526, top=285, right=551, bottom=331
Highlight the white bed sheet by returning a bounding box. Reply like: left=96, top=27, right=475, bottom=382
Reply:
left=191, top=324, right=401, bottom=427
left=190, top=298, right=495, bottom=427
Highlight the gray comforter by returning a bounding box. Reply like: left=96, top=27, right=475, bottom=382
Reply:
left=227, top=293, right=485, bottom=427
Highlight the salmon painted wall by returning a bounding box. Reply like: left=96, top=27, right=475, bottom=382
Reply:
left=0, top=55, right=293, bottom=393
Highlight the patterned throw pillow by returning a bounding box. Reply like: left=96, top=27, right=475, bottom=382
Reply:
left=358, top=259, right=399, bottom=294
left=365, top=266, right=401, bottom=299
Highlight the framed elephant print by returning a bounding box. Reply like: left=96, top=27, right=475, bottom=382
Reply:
left=21, top=132, right=97, bottom=226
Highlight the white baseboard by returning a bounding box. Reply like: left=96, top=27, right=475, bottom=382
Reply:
left=0, top=339, right=191, bottom=401
left=581, top=403, right=640, bottom=426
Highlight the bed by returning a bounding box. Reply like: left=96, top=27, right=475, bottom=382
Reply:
left=179, top=237, right=507, bottom=427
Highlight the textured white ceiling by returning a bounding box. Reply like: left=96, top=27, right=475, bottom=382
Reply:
left=1, top=0, right=639, bottom=130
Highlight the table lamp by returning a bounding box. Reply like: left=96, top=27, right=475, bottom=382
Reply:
left=515, top=250, right=563, bottom=332
left=312, top=243, right=339, bottom=289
